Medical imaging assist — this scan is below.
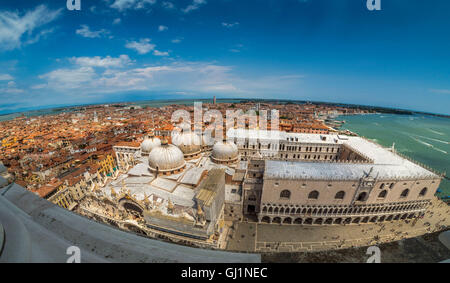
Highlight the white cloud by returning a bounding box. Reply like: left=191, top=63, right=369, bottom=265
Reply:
left=182, top=0, right=207, bottom=13
left=153, top=50, right=169, bottom=56
left=25, top=28, right=55, bottom=45
left=0, top=5, right=62, bottom=51
left=229, top=43, right=244, bottom=53
left=108, top=0, right=156, bottom=11
left=76, top=25, right=110, bottom=38
left=0, top=74, right=13, bottom=80
left=161, top=1, right=175, bottom=9
left=125, top=38, right=156, bottom=54
left=158, top=25, right=168, bottom=32
left=31, top=84, right=47, bottom=90
left=3, top=88, right=23, bottom=94
left=0, top=80, right=23, bottom=93
left=430, top=89, right=450, bottom=94
left=31, top=58, right=305, bottom=109
left=222, top=22, right=239, bottom=28
left=71, top=55, right=133, bottom=68
left=113, top=18, right=122, bottom=25
left=36, top=61, right=240, bottom=94
left=171, top=37, right=183, bottom=43
left=39, top=66, right=97, bottom=90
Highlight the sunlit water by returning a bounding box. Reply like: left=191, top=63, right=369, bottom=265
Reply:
left=337, top=114, right=450, bottom=197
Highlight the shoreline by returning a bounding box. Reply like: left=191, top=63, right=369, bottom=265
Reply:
left=1, top=98, right=448, bottom=122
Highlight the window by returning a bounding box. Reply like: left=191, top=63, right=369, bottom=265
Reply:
left=357, top=192, right=367, bottom=201
left=419, top=187, right=427, bottom=197
left=335, top=191, right=345, bottom=199
left=378, top=190, right=387, bottom=198
left=280, top=190, right=291, bottom=199
left=308, top=190, right=319, bottom=200
left=380, top=183, right=385, bottom=189
left=400, top=189, right=409, bottom=198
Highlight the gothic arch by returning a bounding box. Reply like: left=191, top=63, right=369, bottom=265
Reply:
left=314, top=218, right=323, bottom=225
left=308, top=190, right=319, bottom=200
left=400, top=189, right=409, bottom=198
left=419, top=187, right=427, bottom=197
left=272, top=217, right=282, bottom=224
left=357, top=192, right=368, bottom=201
left=335, top=191, right=345, bottom=200
left=280, top=190, right=291, bottom=199
left=261, top=216, right=271, bottom=223
left=378, top=190, right=387, bottom=198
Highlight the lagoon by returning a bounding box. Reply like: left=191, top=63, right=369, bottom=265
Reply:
left=337, top=113, right=450, bottom=197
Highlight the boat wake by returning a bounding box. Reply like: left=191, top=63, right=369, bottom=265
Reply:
left=427, top=128, right=445, bottom=136
left=433, top=147, right=448, bottom=154
left=410, top=136, right=448, bottom=154
left=411, top=136, right=432, bottom=147
left=412, top=134, right=449, bottom=145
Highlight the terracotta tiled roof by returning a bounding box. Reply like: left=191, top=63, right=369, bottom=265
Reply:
left=114, top=141, right=140, bottom=148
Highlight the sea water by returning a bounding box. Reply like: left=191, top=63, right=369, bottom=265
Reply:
left=337, top=113, right=450, bottom=197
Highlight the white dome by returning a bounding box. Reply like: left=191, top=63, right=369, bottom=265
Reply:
left=148, top=143, right=185, bottom=172
left=172, top=131, right=202, bottom=155
left=141, top=135, right=161, bottom=154
left=202, top=134, right=214, bottom=147
left=211, top=141, right=239, bottom=162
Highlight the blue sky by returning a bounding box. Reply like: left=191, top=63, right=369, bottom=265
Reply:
left=0, top=0, right=449, bottom=115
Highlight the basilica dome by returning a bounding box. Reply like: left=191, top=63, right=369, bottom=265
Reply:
left=202, top=134, right=214, bottom=147
left=172, top=131, right=202, bottom=157
left=148, top=140, right=186, bottom=174
left=172, top=123, right=202, bottom=159
left=140, top=133, right=161, bottom=155
left=211, top=140, right=239, bottom=164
